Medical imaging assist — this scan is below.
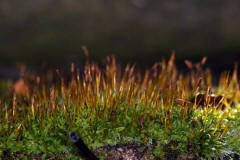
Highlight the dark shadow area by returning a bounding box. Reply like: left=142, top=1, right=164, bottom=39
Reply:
left=0, top=0, right=240, bottom=79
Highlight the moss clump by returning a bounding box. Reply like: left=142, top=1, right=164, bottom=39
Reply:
left=0, top=53, right=239, bottom=159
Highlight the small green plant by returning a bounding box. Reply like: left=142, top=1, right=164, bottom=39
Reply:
left=0, top=52, right=239, bottom=159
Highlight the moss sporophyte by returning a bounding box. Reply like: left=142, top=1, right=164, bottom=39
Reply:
left=0, top=51, right=239, bottom=159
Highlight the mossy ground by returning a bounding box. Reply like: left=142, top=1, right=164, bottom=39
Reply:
left=0, top=53, right=240, bottom=159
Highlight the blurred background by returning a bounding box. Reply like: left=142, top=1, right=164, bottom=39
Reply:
left=1, top=0, right=240, bottom=79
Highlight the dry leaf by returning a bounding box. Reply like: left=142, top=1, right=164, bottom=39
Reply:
left=14, top=79, right=29, bottom=96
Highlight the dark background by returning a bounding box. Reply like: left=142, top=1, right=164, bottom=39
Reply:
left=1, top=0, right=240, bottom=79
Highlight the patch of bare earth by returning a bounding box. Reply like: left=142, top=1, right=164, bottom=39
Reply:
left=97, top=143, right=155, bottom=160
